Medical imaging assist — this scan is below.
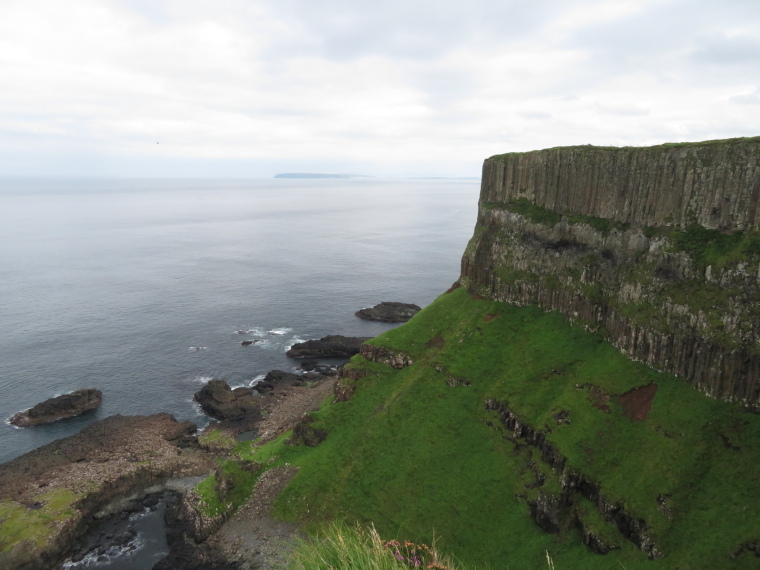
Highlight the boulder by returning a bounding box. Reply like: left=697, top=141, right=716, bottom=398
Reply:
left=193, top=380, right=261, bottom=422
left=355, top=301, right=421, bottom=322
left=286, top=335, right=371, bottom=359
left=254, top=370, right=301, bottom=394
left=10, top=388, right=102, bottom=427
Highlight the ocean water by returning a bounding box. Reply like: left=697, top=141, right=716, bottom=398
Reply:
left=0, top=177, right=480, bottom=464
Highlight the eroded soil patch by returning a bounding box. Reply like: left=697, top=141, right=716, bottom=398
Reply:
left=619, top=383, right=658, bottom=422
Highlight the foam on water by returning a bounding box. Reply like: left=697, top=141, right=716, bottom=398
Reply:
left=0, top=177, right=480, bottom=462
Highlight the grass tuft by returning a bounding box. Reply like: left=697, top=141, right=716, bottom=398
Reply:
left=287, top=521, right=469, bottom=570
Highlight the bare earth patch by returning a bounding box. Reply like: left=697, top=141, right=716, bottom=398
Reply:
left=619, top=383, right=659, bottom=422
left=483, top=313, right=499, bottom=322
left=209, top=377, right=337, bottom=568
left=426, top=335, right=445, bottom=349
left=210, top=465, right=300, bottom=569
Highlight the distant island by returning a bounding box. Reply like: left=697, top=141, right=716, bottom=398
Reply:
left=273, top=173, right=371, bottom=179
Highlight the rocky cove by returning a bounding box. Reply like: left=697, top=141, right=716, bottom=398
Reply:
left=0, top=329, right=374, bottom=569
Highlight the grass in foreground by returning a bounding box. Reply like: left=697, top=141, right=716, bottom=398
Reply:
left=287, top=521, right=469, bottom=570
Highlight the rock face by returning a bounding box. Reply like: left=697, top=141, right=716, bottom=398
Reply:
left=10, top=388, right=102, bottom=427
left=485, top=399, right=662, bottom=558
left=355, top=302, right=421, bottom=322
left=461, top=138, right=760, bottom=407
left=286, top=335, right=371, bottom=359
left=194, top=380, right=261, bottom=422
left=0, top=413, right=212, bottom=570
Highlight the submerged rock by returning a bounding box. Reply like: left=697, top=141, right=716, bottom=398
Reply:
left=286, top=335, right=371, bottom=359
left=355, top=301, right=421, bottom=322
left=9, top=388, right=102, bottom=427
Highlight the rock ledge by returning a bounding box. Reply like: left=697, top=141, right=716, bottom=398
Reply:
left=10, top=388, right=102, bottom=427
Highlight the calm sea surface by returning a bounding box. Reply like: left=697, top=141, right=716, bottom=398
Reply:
left=0, top=177, right=480, bottom=464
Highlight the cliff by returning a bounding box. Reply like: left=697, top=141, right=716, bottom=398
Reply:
left=460, top=137, right=760, bottom=406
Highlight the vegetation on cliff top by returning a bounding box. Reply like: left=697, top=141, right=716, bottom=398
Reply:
left=487, top=135, right=760, bottom=161
left=210, top=287, right=760, bottom=569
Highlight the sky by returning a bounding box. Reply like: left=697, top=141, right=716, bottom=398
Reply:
left=1, top=0, right=759, bottom=178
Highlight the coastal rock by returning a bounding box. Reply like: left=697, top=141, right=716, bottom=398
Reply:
left=254, top=370, right=302, bottom=394
left=9, top=388, right=102, bottom=427
left=286, top=415, right=328, bottom=447
left=355, top=301, right=421, bottom=322
left=360, top=344, right=413, bottom=369
left=462, top=139, right=760, bottom=407
left=298, top=360, right=336, bottom=375
left=194, top=380, right=262, bottom=422
left=285, top=335, right=371, bottom=359
left=0, top=413, right=212, bottom=570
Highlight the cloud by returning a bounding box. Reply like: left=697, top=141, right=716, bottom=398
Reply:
left=0, top=0, right=759, bottom=176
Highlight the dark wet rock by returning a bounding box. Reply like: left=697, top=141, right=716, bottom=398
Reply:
left=576, top=516, right=620, bottom=555
left=155, top=491, right=242, bottom=570
left=65, top=491, right=166, bottom=565
left=529, top=492, right=561, bottom=533
left=10, top=388, right=102, bottom=427
left=241, top=340, right=260, bottom=346
left=298, top=360, right=336, bottom=375
left=0, top=414, right=213, bottom=570
left=355, top=301, right=421, bottom=322
left=287, top=415, right=328, bottom=447
left=194, top=380, right=262, bottom=422
left=254, top=370, right=301, bottom=394
left=286, top=335, right=371, bottom=359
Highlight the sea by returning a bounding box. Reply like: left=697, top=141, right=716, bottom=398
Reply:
left=0, top=176, right=479, bottom=462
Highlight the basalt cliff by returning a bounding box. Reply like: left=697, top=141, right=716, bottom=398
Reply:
left=460, top=137, right=760, bottom=406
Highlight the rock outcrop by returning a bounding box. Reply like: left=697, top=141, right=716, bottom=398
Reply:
left=194, top=380, right=262, bottom=423
left=485, top=399, right=663, bottom=558
left=286, top=335, right=371, bottom=359
left=355, top=302, right=421, bottom=322
left=9, top=388, right=102, bottom=427
left=0, top=413, right=213, bottom=570
left=461, top=138, right=760, bottom=406
left=359, top=344, right=413, bottom=369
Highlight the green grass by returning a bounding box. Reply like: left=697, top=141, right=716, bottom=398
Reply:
left=255, top=288, right=760, bottom=569
left=0, top=490, right=77, bottom=553
left=487, top=136, right=760, bottom=161
left=287, top=520, right=471, bottom=570
left=667, top=225, right=760, bottom=269
left=566, top=214, right=629, bottom=236
left=198, top=428, right=237, bottom=450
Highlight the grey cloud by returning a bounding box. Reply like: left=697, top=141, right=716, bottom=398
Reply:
left=258, top=0, right=568, bottom=61
left=730, top=90, right=760, bottom=104
left=690, top=35, right=760, bottom=65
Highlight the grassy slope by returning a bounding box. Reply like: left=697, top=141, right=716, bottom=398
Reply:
left=237, top=288, right=760, bottom=569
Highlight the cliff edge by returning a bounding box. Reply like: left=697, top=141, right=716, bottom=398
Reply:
left=460, top=137, right=760, bottom=406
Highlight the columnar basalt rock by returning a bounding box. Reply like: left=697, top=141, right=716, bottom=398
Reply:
left=462, top=138, right=760, bottom=407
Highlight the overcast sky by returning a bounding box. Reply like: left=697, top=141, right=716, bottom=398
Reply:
left=1, top=0, right=759, bottom=177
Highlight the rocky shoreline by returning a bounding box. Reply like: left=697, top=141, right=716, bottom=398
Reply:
left=0, top=302, right=419, bottom=570
left=0, top=354, right=345, bottom=569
